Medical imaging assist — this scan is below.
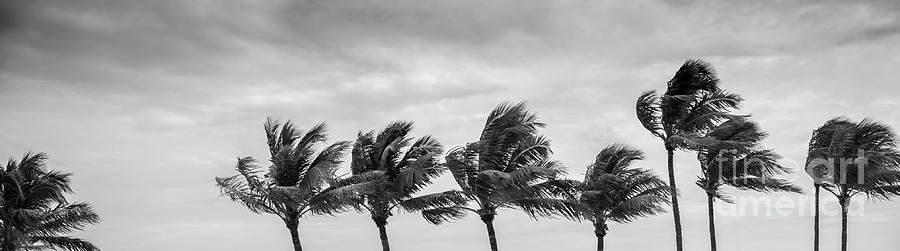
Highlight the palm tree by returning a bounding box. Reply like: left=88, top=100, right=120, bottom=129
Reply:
left=214, top=119, right=352, bottom=251
left=422, top=102, right=580, bottom=251
left=635, top=59, right=742, bottom=251
left=341, top=121, right=460, bottom=251
left=805, top=117, right=900, bottom=251
left=0, top=152, right=101, bottom=251
left=695, top=118, right=801, bottom=251
left=570, top=144, right=670, bottom=251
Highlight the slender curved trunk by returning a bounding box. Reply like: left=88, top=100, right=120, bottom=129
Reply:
left=285, top=217, right=303, bottom=251
left=839, top=197, right=848, bottom=251
left=481, top=214, right=498, bottom=251
left=707, top=194, right=716, bottom=251
left=813, top=185, right=820, bottom=251
left=666, top=148, right=684, bottom=251
left=374, top=216, right=391, bottom=251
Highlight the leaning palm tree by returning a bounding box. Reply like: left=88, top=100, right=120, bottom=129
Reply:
left=570, top=144, right=670, bottom=251
left=695, top=118, right=801, bottom=251
left=422, top=102, right=580, bottom=251
left=214, top=119, right=352, bottom=251
left=805, top=117, right=900, bottom=251
left=635, top=59, right=742, bottom=251
left=341, top=121, right=459, bottom=251
left=0, top=152, right=101, bottom=251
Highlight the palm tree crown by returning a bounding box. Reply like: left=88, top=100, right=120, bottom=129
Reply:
left=696, top=118, right=801, bottom=202
left=342, top=121, right=456, bottom=251
left=0, top=152, right=101, bottom=251
left=429, top=102, right=579, bottom=251
left=571, top=144, right=670, bottom=251
left=806, top=117, right=900, bottom=199
left=214, top=119, right=351, bottom=251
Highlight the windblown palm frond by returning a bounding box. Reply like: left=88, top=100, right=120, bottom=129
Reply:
left=637, top=90, right=665, bottom=139
left=1, top=153, right=101, bottom=251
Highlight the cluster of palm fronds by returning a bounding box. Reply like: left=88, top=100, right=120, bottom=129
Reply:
left=0, top=153, right=100, bottom=251
left=213, top=59, right=900, bottom=251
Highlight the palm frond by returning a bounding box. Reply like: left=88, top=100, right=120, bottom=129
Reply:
left=636, top=90, right=665, bottom=139
left=399, top=190, right=469, bottom=212
left=508, top=197, right=581, bottom=221
left=675, top=90, right=743, bottom=138
left=445, top=145, right=478, bottom=192
left=27, top=236, right=99, bottom=251
left=665, top=59, right=720, bottom=96
left=421, top=206, right=473, bottom=225
left=30, top=203, right=100, bottom=236
left=607, top=194, right=669, bottom=223
left=214, top=175, right=277, bottom=214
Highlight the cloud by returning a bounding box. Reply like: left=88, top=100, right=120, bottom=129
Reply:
left=2, top=0, right=900, bottom=250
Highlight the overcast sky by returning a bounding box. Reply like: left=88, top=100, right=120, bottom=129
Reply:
left=1, top=0, right=899, bottom=250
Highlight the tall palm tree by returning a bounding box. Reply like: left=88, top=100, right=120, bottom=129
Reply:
left=695, top=118, right=801, bottom=251
left=341, top=121, right=459, bottom=251
left=215, top=119, right=352, bottom=251
left=0, top=152, right=101, bottom=251
left=422, top=102, right=580, bottom=251
left=570, top=144, right=670, bottom=251
left=805, top=117, right=900, bottom=251
left=636, top=59, right=742, bottom=251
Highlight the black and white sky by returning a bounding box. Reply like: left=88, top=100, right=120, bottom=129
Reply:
left=1, top=0, right=899, bottom=250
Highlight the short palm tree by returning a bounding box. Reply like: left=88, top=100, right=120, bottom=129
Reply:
left=215, top=119, right=352, bottom=251
left=695, top=118, right=801, bottom=251
left=342, top=121, right=459, bottom=251
left=0, top=152, right=101, bottom=251
left=805, top=117, right=900, bottom=251
left=424, top=102, right=580, bottom=251
left=570, top=144, right=670, bottom=251
left=636, top=59, right=742, bottom=251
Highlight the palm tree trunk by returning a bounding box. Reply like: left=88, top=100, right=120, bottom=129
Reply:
left=481, top=214, right=499, bottom=251
left=597, top=234, right=605, bottom=251
left=839, top=197, right=848, bottom=251
left=374, top=216, right=391, bottom=251
left=813, top=185, right=820, bottom=251
left=285, top=217, right=303, bottom=251
left=666, top=148, right=684, bottom=251
left=594, top=221, right=607, bottom=251
left=707, top=194, right=716, bottom=251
